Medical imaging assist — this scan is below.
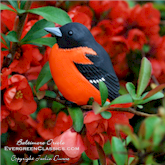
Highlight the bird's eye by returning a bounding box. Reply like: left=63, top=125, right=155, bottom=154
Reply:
left=68, top=30, right=73, bottom=36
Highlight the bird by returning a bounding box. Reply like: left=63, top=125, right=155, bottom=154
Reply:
left=44, top=22, right=120, bottom=105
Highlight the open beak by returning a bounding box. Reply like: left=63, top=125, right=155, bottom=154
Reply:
left=44, top=27, right=62, bottom=37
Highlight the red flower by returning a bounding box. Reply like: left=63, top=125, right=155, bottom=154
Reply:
left=108, top=36, right=128, bottom=57
left=113, top=57, right=129, bottom=79
left=3, top=75, right=37, bottom=115
left=107, top=111, right=133, bottom=140
left=68, top=6, right=92, bottom=30
left=51, top=128, right=86, bottom=158
left=36, top=109, right=72, bottom=140
left=83, top=111, right=108, bottom=159
left=136, top=3, right=160, bottom=27
left=156, top=36, right=165, bottom=61
left=24, top=65, right=42, bottom=81
left=108, top=1, right=129, bottom=24
left=1, top=105, right=10, bottom=122
left=89, top=1, right=115, bottom=16
left=127, top=29, right=147, bottom=50
left=0, top=68, right=12, bottom=90
left=150, top=58, right=162, bottom=78
left=1, top=5, right=17, bottom=31
left=9, top=45, right=33, bottom=74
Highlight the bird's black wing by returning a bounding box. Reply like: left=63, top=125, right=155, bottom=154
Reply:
left=74, top=63, right=120, bottom=101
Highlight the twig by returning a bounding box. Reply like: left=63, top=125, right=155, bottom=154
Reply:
left=54, top=97, right=157, bottom=117
left=151, top=75, right=160, bottom=86
left=11, top=1, right=32, bottom=59
left=108, top=107, right=157, bottom=117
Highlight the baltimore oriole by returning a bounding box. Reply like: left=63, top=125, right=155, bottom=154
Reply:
left=44, top=23, right=119, bottom=105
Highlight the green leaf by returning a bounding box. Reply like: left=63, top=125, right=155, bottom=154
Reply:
left=99, top=81, right=108, bottom=106
left=68, top=107, right=84, bottom=132
left=21, top=19, right=55, bottom=42
left=100, top=111, right=112, bottom=119
left=110, top=94, right=133, bottom=105
left=81, top=152, right=92, bottom=163
left=137, top=57, right=151, bottom=97
left=1, top=149, right=19, bottom=165
left=143, top=45, right=150, bottom=53
left=128, top=157, right=135, bottom=165
left=52, top=101, right=65, bottom=113
left=126, top=82, right=136, bottom=99
left=92, top=101, right=102, bottom=114
left=0, top=3, right=16, bottom=12
left=95, top=141, right=106, bottom=165
left=143, top=84, right=165, bottom=100
left=153, top=124, right=165, bottom=146
left=103, top=140, right=111, bottom=155
left=20, top=1, right=26, bottom=9
left=112, top=137, right=128, bottom=165
left=25, top=37, right=56, bottom=47
left=1, top=33, right=10, bottom=49
left=36, top=62, right=52, bottom=91
left=27, top=7, right=72, bottom=25
left=6, top=31, right=18, bottom=42
left=8, top=0, right=18, bottom=9
left=126, top=0, right=135, bottom=8
left=32, top=154, right=54, bottom=165
left=140, top=92, right=164, bottom=104
left=45, top=91, right=56, bottom=98
left=144, top=116, right=161, bottom=140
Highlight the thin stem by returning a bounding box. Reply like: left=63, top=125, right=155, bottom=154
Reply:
left=11, top=1, right=32, bottom=58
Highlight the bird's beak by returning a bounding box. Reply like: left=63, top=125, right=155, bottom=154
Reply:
left=44, top=27, right=62, bottom=37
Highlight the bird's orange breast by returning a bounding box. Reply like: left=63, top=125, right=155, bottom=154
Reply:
left=49, top=44, right=102, bottom=105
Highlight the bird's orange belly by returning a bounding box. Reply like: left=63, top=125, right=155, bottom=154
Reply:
left=49, top=45, right=101, bottom=105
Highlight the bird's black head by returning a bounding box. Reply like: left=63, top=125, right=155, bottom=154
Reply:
left=44, top=22, right=95, bottom=48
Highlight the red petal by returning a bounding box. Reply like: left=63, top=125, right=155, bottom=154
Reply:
left=52, top=128, right=86, bottom=158
left=18, top=98, right=37, bottom=115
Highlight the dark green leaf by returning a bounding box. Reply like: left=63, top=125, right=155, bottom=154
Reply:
left=99, top=81, right=108, bottom=106
left=68, top=107, right=84, bottom=132
left=25, top=37, right=56, bottom=47
left=103, top=140, right=111, bottom=155
left=45, top=91, right=56, bottom=98
left=36, top=62, right=52, bottom=91
left=140, top=92, right=164, bottom=104
left=110, top=94, right=133, bottom=105
left=0, top=3, right=16, bottom=12
left=1, top=47, right=8, bottom=51
left=8, top=0, right=18, bottom=9
left=52, top=101, right=65, bottom=113
left=1, top=149, right=19, bottom=165
left=100, top=111, right=112, bottom=119
left=6, top=31, right=18, bottom=42
left=81, top=152, right=92, bottom=163
left=143, top=45, right=150, bottom=53
left=112, top=137, right=128, bottom=165
left=32, top=154, right=54, bottom=165
left=1, top=33, right=10, bottom=49
left=143, top=84, right=165, bottom=100
left=27, top=7, right=72, bottom=25
left=144, top=116, right=161, bottom=140
left=137, top=57, right=151, bottom=97
left=20, top=1, right=26, bottom=9
left=95, top=141, right=106, bottom=165
left=21, top=19, right=55, bottom=42
left=126, top=82, right=136, bottom=99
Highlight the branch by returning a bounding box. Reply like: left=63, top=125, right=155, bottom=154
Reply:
left=11, top=1, right=32, bottom=59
